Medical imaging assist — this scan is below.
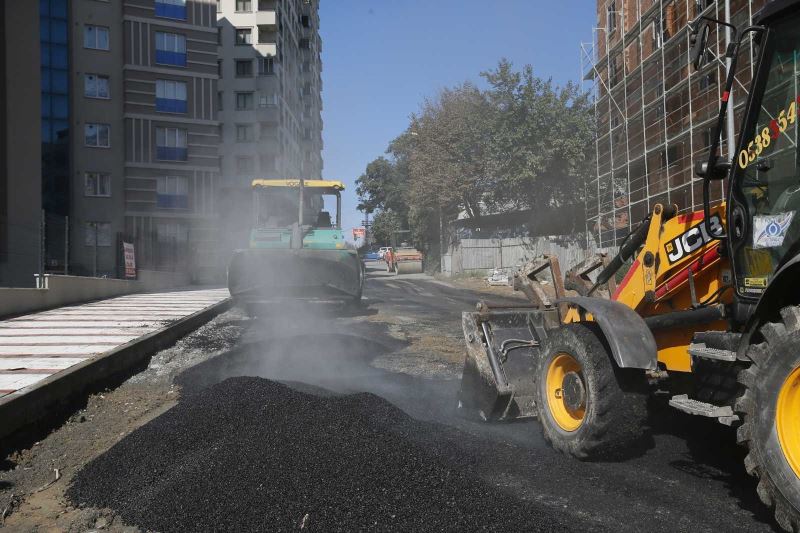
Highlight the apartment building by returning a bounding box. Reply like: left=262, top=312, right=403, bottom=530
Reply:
left=586, top=0, right=767, bottom=247
left=0, top=0, right=42, bottom=287
left=66, top=0, right=221, bottom=279
left=216, top=0, right=323, bottom=247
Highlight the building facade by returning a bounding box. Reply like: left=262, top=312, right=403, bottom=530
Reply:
left=216, top=0, right=323, bottom=248
left=67, top=0, right=221, bottom=279
left=0, top=0, right=43, bottom=287
left=586, top=0, right=767, bottom=247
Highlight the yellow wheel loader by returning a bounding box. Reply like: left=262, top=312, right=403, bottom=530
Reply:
left=458, top=2, right=800, bottom=530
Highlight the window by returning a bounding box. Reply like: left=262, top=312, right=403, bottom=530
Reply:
left=85, top=123, right=110, bottom=147
left=218, top=91, right=224, bottom=111
left=235, top=59, right=253, bottom=77
left=84, top=25, right=109, bottom=50
left=84, top=222, right=112, bottom=247
left=156, top=127, right=188, bottom=161
left=155, top=0, right=186, bottom=20
left=236, top=124, right=254, bottom=142
left=698, top=72, right=717, bottom=91
left=236, top=92, right=254, bottom=110
left=84, top=74, right=110, bottom=98
left=216, top=0, right=221, bottom=12
left=217, top=27, right=223, bottom=45
left=84, top=172, right=111, bottom=197
left=156, top=79, right=188, bottom=113
left=606, top=1, right=617, bottom=34
left=236, top=0, right=252, bottom=12
left=301, top=15, right=310, bottom=28
left=155, top=32, right=187, bottom=67
left=235, top=28, right=252, bottom=45
left=156, top=221, right=188, bottom=243
left=156, top=176, right=189, bottom=208
left=259, top=93, right=277, bottom=107
left=258, top=56, right=275, bottom=75
left=236, top=155, right=254, bottom=173
left=218, top=60, right=223, bottom=77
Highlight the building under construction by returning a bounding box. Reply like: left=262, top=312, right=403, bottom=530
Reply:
left=584, top=0, right=767, bottom=247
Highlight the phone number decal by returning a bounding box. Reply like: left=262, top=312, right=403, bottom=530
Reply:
left=737, top=96, right=799, bottom=170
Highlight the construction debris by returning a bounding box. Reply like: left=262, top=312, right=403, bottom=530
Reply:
left=67, top=377, right=576, bottom=532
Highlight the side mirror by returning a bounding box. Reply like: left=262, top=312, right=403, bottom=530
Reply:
left=695, top=159, right=731, bottom=180
left=689, top=19, right=711, bottom=70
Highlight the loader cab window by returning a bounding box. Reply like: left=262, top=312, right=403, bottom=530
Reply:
left=731, top=16, right=800, bottom=298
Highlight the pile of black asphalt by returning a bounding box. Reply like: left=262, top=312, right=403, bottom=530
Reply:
left=67, top=377, right=581, bottom=532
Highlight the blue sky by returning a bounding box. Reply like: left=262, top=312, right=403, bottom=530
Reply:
left=319, top=1, right=597, bottom=235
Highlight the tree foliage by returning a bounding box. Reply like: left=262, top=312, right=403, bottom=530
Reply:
left=355, top=60, right=594, bottom=256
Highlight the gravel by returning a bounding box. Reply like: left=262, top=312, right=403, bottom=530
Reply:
left=67, top=377, right=576, bottom=532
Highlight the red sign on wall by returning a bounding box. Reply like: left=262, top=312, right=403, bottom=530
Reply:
left=123, top=242, right=136, bottom=279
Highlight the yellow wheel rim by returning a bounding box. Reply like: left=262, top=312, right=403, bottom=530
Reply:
left=776, top=365, right=800, bottom=479
left=545, top=353, right=586, bottom=432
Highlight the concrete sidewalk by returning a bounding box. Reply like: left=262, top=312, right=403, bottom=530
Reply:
left=0, top=288, right=229, bottom=398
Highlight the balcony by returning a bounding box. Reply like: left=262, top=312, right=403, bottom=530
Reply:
left=255, top=10, right=277, bottom=30
left=254, top=42, right=277, bottom=58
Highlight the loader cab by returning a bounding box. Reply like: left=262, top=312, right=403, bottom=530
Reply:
left=727, top=6, right=800, bottom=300
left=691, top=1, right=800, bottom=307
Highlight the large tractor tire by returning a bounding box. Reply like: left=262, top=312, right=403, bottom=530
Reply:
left=737, top=306, right=800, bottom=532
left=535, top=323, right=649, bottom=460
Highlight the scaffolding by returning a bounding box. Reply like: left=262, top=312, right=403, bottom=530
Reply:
left=584, top=0, right=767, bottom=247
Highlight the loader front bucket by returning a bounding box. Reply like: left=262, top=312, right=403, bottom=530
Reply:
left=457, top=302, right=558, bottom=421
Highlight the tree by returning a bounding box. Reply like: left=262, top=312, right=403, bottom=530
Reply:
left=481, top=59, right=594, bottom=219
left=370, top=209, right=404, bottom=246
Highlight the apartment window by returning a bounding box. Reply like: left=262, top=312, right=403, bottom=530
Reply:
left=84, top=74, right=110, bottom=99
left=85, top=123, right=110, bottom=147
left=84, top=25, right=109, bottom=50
left=236, top=92, right=254, bottom=110
left=606, top=1, right=616, bottom=34
left=217, top=27, right=223, bottom=45
left=236, top=0, right=252, bottom=12
left=236, top=155, right=254, bottom=173
left=155, top=32, right=187, bottom=67
left=235, top=28, right=252, bottom=45
left=84, top=172, right=111, bottom=197
left=235, top=59, right=253, bottom=77
left=259, top=93, right=277, bottom=107
left=84, top=222, right=112, bottom=247
left=258, top=56, right=275, bottom=75
left=156, top=221, right=189, bottom=244
left=218, top=91, right=224, bottom=111
left=236, top=124, right=254, bottom=142
left=301, top=15, right=310, bottom=28
left=216, top=0, right=221, bottom=12
left=156, top=176, right=189, bottom=208
left=156, top=127, right=188, bottom=161
left=156, top=79, right=188, bottom=113
left=652, top=20, right=664, bottom=50
left=155, top=0, right=187, bottom=20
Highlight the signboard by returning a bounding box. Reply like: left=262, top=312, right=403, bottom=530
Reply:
left=123, top=242, right=136, bottom=279
left=352, top=227, right=366, bottom=240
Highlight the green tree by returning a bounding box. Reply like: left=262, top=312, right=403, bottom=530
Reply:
left=481, top=59, right=593, bottom=219
left=370, top=209, right=404, bottom=246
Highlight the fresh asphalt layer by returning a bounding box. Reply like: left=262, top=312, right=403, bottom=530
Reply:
left=68, top=262, right=777, bottom=532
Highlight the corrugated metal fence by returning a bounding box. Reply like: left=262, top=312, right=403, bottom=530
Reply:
left=442, top=234, right=617, bottom=276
